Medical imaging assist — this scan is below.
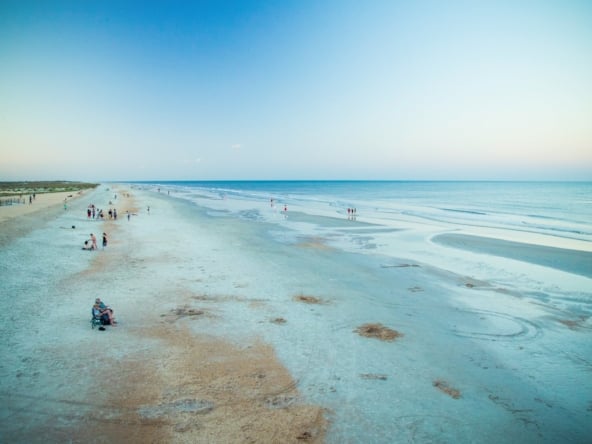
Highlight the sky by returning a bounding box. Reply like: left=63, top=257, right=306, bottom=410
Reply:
left=1, top=0, right=591, bottom=181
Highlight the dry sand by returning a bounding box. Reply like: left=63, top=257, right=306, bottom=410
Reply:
left=0, top=186, right=326, bottom=443
left=0, top=190, right=90, bottom=247
left=0, top=191, right=85, bottom=223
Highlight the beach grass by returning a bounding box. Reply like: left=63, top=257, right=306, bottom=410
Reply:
left=0, top=180, right=98, bottom=197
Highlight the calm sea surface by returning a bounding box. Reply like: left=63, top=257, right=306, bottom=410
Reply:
left=137, top=181, right=592, bottom=241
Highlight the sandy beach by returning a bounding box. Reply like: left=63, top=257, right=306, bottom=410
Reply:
left=0, top=190, right=91, bottom=248
left=0, top=185, right=326, bottom=443
left=0, top=191, right=84, bottom=223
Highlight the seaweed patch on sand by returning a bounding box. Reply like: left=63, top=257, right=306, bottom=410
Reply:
left=462, top=276, right=491, bottom=289
left=161, top=306, right=206, bottom=322
left=354, top=323, right=403, bottom=341
left=360, top=373, right=388, bottom=380
left=558, top=316, right=589, bottom=330
left=433, top=380, right=461, bottom=399
left=294, top=294, right=326, bottom=304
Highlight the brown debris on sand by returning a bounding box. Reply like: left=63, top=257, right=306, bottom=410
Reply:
left=433, top=379, right=461, bottom=399
left=173, top=307, right=204, bottom=317
left=558, top=316, right=589, bottom=330
left=559, top=319, right=579, bottom=329
left=360, top=373, right=388, bottom=380
left=271, top=317, right=287, bottom=324
left=192, top=294, right=215, bottom=301
left=161, top=306, right=206, bottom=322
left=354, top=323, right=403, bottom=341
left=294, top=294, right=324, bottom=304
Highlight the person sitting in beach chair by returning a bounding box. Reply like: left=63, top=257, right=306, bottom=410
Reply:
left=92, top=303, right=116, bottom=327
left=95, top=298, right=116, bottom=323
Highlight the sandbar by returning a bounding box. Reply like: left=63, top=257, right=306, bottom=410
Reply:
left=432, top=232, right=592, bottom=278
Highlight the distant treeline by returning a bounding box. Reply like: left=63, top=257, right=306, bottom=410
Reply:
left=0, top=181, right=98, bottom=197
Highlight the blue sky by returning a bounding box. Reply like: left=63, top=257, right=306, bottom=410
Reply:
left=1, top=0, right=591, bottom=181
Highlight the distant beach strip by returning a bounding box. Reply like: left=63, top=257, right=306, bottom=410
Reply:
left=432, top=233, right=592, bottom=279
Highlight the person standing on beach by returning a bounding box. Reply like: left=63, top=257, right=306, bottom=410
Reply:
left=102, top=233, right=108, bottom=249
left=90, top=233, right=97, bottom=250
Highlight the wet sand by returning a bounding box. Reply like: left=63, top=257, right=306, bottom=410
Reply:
left=432, top=232, right=592, bottom=278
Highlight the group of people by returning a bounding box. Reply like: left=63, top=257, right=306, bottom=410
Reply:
left=92, top=298, right=116, bottom=327
left=82, top=232, right=107, bottom=250
left=87, top=204, right=121, bottom=220
left=86, top=204, right=104, bottom=220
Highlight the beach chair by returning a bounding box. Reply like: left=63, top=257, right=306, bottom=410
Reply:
left=91, top=308, right=108, bottom=329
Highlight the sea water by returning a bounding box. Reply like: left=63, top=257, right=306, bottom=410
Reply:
left=132, top=181, right=591, bottom=443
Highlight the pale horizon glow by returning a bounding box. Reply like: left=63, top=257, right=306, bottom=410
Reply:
left=1, top=0, right=591, bottom=182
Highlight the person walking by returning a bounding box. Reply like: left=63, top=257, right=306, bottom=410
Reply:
left=102, top=233, right=108, bottom=249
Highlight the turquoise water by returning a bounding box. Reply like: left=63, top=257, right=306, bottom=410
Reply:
left=139, top=180, right=592, bottom=241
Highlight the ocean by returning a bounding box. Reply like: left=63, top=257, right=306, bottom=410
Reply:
left=139, top=180, right=592, bottom=241
left=131, top=180, right=592, bottom=443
